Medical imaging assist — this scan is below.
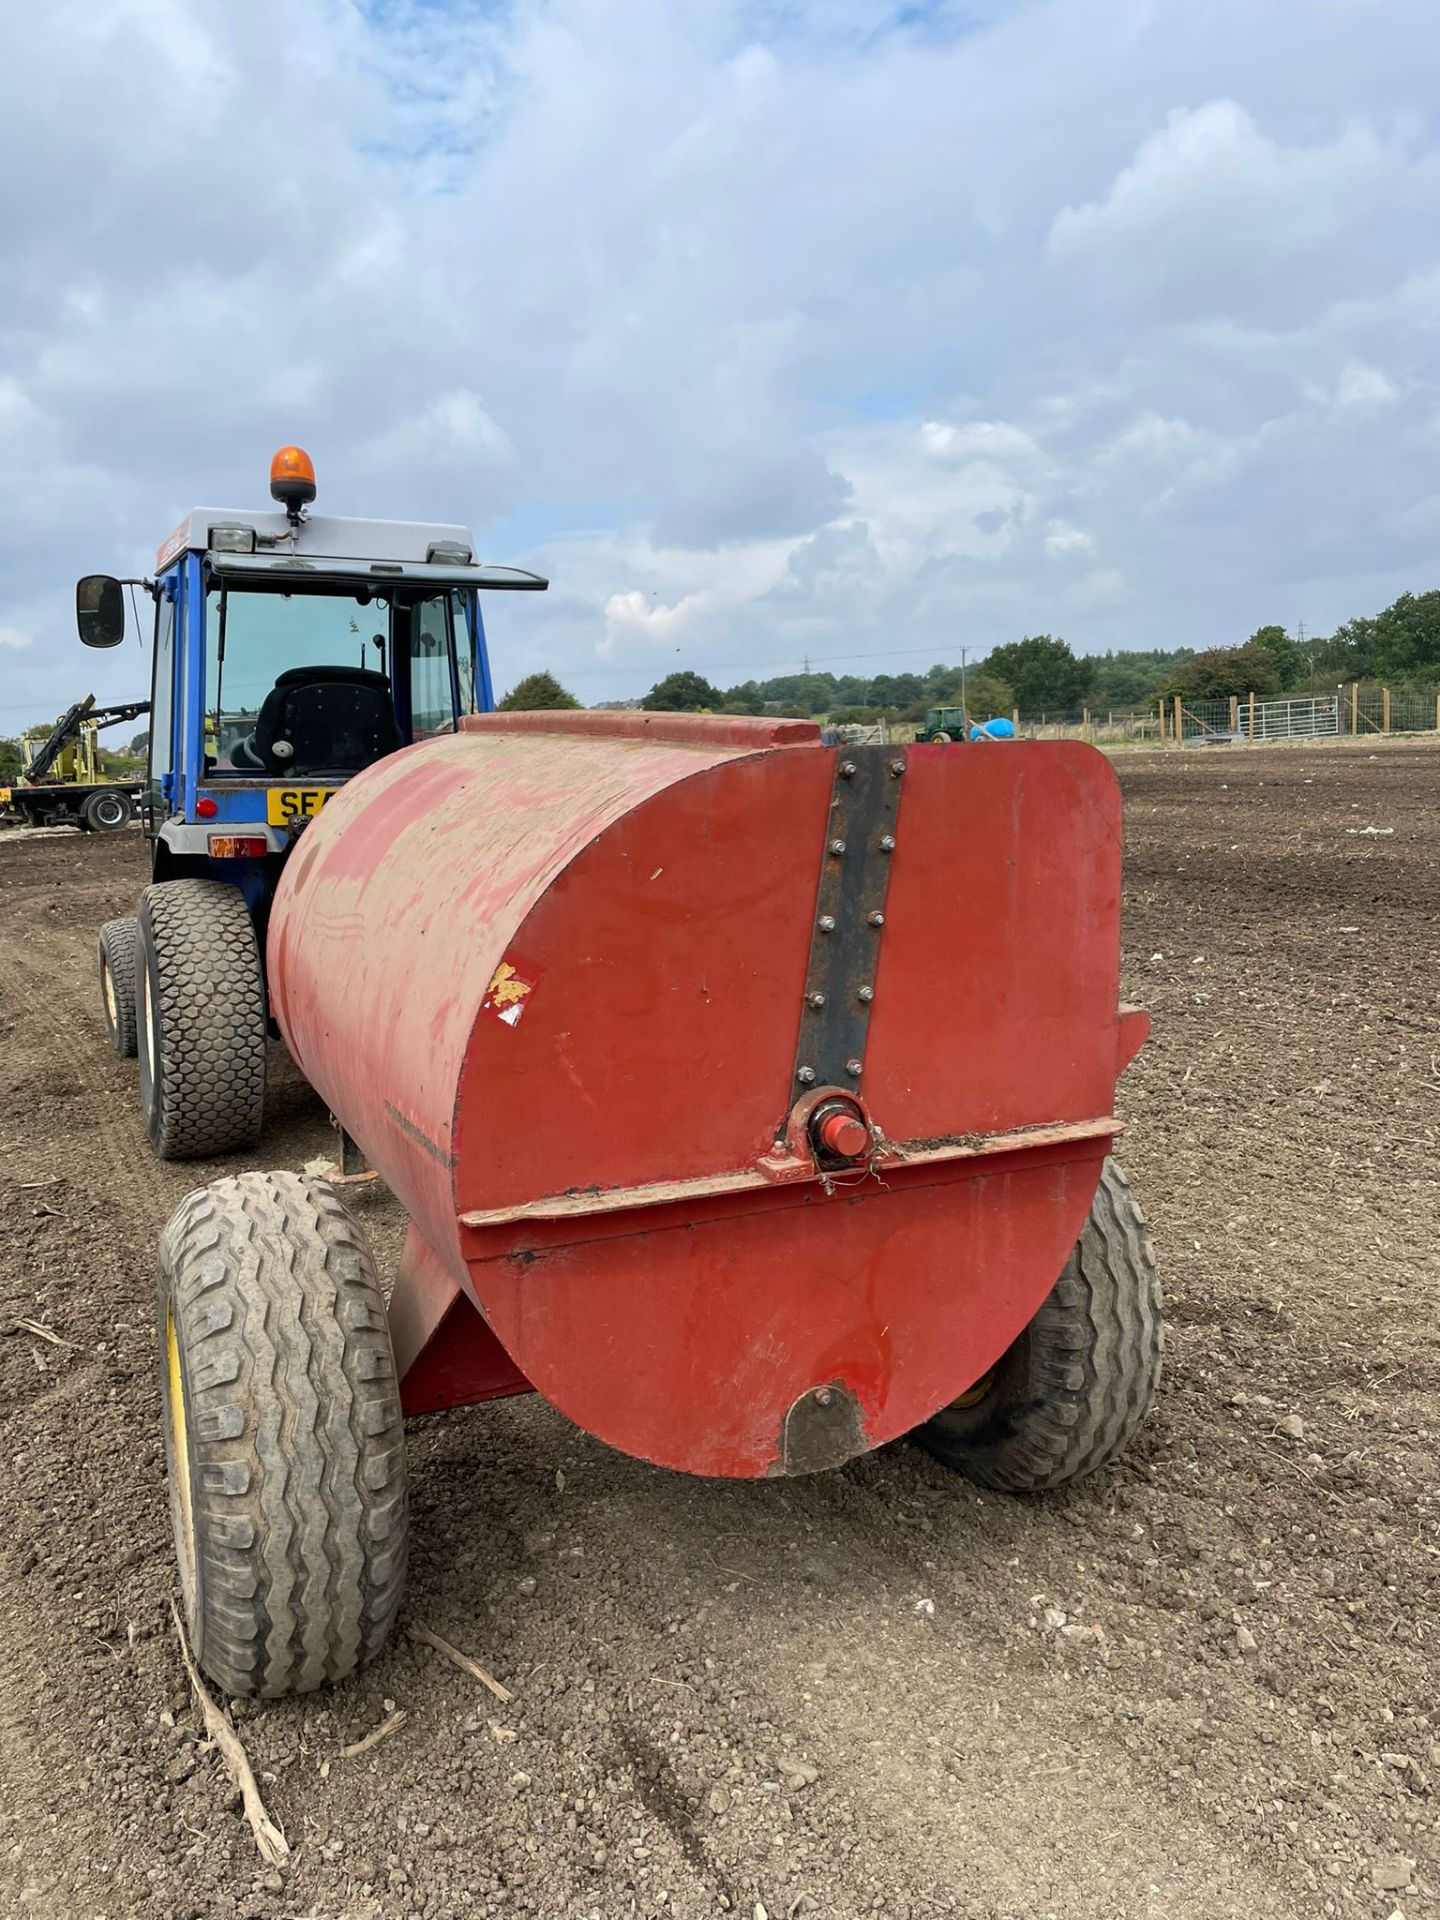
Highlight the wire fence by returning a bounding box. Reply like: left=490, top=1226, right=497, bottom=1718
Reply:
left=988, top=686, right=1440, bottom=746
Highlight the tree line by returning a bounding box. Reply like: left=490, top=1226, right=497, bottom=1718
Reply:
left=496, top=586, right=1440, bottom=719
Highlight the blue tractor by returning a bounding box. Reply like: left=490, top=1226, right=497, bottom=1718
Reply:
left=77, top=445, right=547, bottom=1160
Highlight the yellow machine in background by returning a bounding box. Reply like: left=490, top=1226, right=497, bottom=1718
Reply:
left=1, top=695, right=148, bottom=832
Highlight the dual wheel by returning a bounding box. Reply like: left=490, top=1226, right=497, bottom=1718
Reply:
left=98, top=880, right=267, bottom=1158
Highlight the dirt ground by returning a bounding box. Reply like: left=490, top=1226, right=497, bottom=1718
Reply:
left=1, top=740, right=1436, bottom=1920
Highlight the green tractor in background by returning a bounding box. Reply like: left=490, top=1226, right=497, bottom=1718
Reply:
left=916, top=703, right=968, bottom=743
left=915, top=703, right=1018, bottom=744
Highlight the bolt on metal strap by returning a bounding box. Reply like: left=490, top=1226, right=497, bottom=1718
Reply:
left=790, top=746, right=906, bottom=1095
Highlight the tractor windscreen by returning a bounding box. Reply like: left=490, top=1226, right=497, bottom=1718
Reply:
left=203, top=582, right=473, bottom=776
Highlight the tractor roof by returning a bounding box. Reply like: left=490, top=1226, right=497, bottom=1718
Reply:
left=157, top=508, right=474, bottom=573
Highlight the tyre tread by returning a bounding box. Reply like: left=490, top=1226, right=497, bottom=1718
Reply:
left=159, top=1171, right=407, bottom=1698
left=139, top=880, right=266, bottom=1158
left=918, top=1158, right=1163, bottom=1492
left=98, top=916, right=139, bottom=1058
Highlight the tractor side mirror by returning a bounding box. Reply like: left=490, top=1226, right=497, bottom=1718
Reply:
left=77, top=575, right=125, bottom=649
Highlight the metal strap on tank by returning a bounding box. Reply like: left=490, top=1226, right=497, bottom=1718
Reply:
left=791, top=746, right=907, bottom=1094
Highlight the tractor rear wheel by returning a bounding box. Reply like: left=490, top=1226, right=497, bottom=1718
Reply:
left=83, top=788, right=132, bottom=832
left=98, top=915, right=139, bottom=1058
left=137, top=880, right=267, bottom=1159
left=159, top=1171, right=408, bottom=1697
left=916, top=1158, right=1162, bottom=1490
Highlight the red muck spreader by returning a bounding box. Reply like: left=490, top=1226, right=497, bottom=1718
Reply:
left=157, top=713, right=1160, bottom=1696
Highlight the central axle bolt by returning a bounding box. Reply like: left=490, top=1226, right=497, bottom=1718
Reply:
left=812, top=1106, right=870, bottom=1160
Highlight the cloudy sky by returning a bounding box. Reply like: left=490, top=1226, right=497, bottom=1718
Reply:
left=2, top=0, right=1438, bottom=726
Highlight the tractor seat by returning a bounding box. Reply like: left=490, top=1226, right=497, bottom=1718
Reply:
left=234, top=666, right=401, bottom=777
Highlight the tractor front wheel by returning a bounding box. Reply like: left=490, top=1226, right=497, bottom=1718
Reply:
left=137, top=880, right=267, bottom=1159
left=159, top=1171, right=408, bottom=1697
left=916, top=1158, right=1162, bottom=1490
left=98, top=915, right=139, bottom=1057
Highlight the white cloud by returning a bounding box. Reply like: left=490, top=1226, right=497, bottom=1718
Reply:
left=1050, top=100, right=1378, bottom=256
left=0, top=626, right=31, bottom=650
left=1045, top=521, right=1093, bottom=556
left=920, top=420, right=1039, bottom=462
left=1335, top=364, right=1398, bottom=407
left=1102, top=414, right=1206, bottom=461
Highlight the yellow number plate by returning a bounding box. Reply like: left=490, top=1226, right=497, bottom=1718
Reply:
left=266, top=787, right=335, bottom=826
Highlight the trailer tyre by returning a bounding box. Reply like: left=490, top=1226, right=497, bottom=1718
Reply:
left=138, top=880, right=267, bottom=1159
left=916, top=1158, right=1162, bottom=1490
left=83, top=788, right=132, bottom=832
left=98, top=916, right=140, bottom=1057
left=159, top=1171, right=408, bottom=1698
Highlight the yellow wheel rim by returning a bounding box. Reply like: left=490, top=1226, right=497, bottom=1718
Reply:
left=141, top=963, right=156, bottom=1074
left=166, top=1305, right=197, bottom=1601
left=951, top=1368, right=996, bottom=1410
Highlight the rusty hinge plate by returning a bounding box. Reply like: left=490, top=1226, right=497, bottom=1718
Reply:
left=790, top=746, right=906, bottom=1095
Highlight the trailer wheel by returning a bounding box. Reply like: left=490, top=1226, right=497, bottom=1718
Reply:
left=98, top=916, right=140, bottom=1058
left=83, top=788, right=132, bottom=832
left=137, top=880, right=267, bottom=1159
left=917, top=1159, right=1162, bottom=1490
left=159, top=1172, right=408, bottom=1697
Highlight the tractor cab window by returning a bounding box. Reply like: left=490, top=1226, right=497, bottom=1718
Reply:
left=401, top=595, right=460, bottom=741
left=204, top=582, right=467, bottom=778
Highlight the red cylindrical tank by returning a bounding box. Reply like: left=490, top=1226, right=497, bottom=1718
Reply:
left=268, top=711, right=1145, bottom=1479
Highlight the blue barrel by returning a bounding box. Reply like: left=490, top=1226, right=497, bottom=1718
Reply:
left=968, top=717, right=1017, bottom=742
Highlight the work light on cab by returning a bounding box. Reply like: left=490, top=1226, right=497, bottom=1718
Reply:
left=269, top=444, right=316, bottom=520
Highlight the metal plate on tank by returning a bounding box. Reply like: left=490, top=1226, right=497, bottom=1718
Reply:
left=790, top=747, right=906, bottom=1095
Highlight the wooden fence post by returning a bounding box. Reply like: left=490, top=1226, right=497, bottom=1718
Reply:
left=1228, top=696, right=1239, bottom=733
left=1247, top=690, right=1256, bottom=740
left=1082, top=707, right=1091, bottom=742
left=1172, top=695, right=1183, bottom=745
left=1350, top=683, right=1359, bottom=735
left=1435, top=692, right=1439, bottom=733
left=1383, top=687, right=1391, bottom=733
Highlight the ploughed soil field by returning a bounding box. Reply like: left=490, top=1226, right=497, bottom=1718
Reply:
left=1, top=740, right=1436, bottom=1920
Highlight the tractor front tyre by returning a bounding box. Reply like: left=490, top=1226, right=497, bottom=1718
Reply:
left=137, top=880, right=267, bottom=1160
left=83, top=788, right=133, bottom=832
left=931, top=730, right=954, bottom=744
left=98, top=916, right=140, bottom=1058
left=917, top=1158, right=1162, bottom=1491
left=159, top=1171, right=409, bottom=1698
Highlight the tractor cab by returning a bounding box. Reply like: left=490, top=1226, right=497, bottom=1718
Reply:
left=78, top=448, right=547, bottom=1164
left=77, top=446, right=546, bottom=890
